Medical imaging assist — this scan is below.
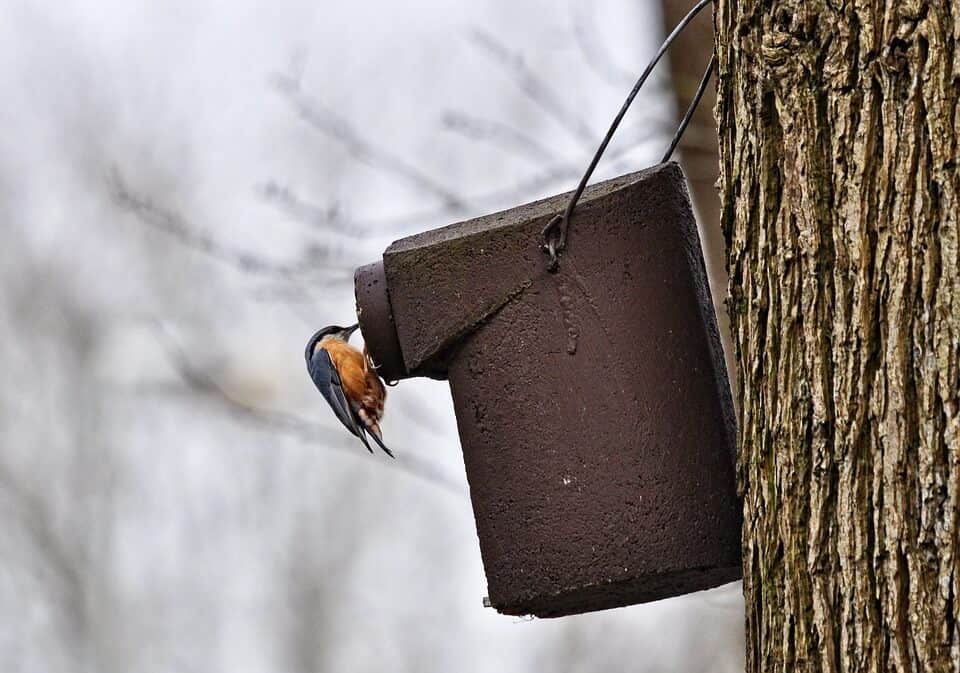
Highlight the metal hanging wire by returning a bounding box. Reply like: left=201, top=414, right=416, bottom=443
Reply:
left=541, top=0, right=714, bottom=272
left=661, top=53, right=716, bottom=166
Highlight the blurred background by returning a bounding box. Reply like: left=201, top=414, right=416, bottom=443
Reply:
left=0, top=0, right=742, bottom=671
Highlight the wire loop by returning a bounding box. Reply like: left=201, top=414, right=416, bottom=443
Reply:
left=540, top=0, right=714, bottom=272
left=541, top=213, right=564, bottom=271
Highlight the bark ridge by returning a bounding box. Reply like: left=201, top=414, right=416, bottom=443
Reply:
left=716, top=1, right=960, bottom=670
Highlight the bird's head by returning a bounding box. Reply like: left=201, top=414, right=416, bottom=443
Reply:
left=305, top=323, right=360, bottom=361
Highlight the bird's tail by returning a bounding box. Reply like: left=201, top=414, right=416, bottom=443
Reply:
left=363, top=426, right=394, bottom=458
left=357, top=428, right=374, bottom=453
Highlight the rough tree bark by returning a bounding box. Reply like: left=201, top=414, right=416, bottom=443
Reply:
left=716, top=2, right=960, bottom=671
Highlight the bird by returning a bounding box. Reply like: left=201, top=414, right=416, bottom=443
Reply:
left=305, top=323, right=393, bottom=458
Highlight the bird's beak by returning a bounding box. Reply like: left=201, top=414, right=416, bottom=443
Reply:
left=342, top=323, right=360, bottom=341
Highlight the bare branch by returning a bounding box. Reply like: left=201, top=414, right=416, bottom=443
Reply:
left=248, top=282, right=323, bottom=304
left=262, top=43, right=674, bottom=243
left=468, top=29, right=597, bottom=147
left=256, top=181, right=356, bottom=237
left=156, top=327, right=466, bottom=497
left=270, top=73, right=471, bottom=213
left=263, top=116, right=671, bottom=243
left=109, top=170, right=355, bottom=284
left=257, top=180, right=431, bottom=238
left=0, top=464, right=85, bottom=606
left=569, top=0, right=641, bottom=89
left=440, top=111, right=559, bottom=164
left=468, top=119, right=672, bottom=208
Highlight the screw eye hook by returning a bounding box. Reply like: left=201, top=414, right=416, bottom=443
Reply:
left=541, top=213, right=566, bottom=272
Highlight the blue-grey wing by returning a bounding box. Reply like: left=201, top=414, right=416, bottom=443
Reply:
left=307, top=348, right=372, bottom=452
left=364, top=426, right=394, bottom=458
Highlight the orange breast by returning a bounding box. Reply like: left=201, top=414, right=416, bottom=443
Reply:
left=320, top=337, right=386, bottom=433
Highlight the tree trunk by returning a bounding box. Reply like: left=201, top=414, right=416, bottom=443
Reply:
left=715, top=2, right=960, bottom=671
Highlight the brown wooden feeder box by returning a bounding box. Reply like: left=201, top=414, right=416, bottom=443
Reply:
left=354, top=163, right=741, bottom=617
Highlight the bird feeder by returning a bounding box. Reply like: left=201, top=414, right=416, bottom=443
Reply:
left=354, top=163, right=741, bottom=617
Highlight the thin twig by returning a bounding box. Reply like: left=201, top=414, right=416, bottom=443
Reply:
left=266, top=114, right=671, bottom=241
left=109, top=171, right=355, bottom=283
left=0, top=464, right=86, bottom=602
left=156, top=327, right=466, bottom=496
left=258, top=181, right=426, bottom=238
left=440, top=111, right=559, bottom=164
left=569, top=0, right=638, bottom=89
left=469, top=29, right=597, bottom=147
left=469, top=118, right=673, bottom=208
left=270, top=73, right=470, bottom=213
left=257, top=181, right=358, bottom=237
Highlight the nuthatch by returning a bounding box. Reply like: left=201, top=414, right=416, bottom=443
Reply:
left=305, top=323, right=393, bottom=457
